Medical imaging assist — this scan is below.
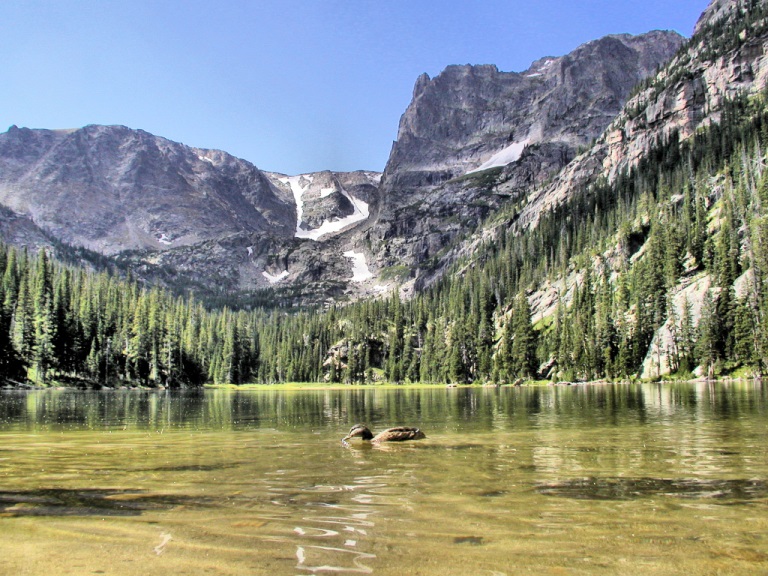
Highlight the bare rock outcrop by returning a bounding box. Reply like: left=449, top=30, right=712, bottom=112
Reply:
left=520, top=0, right=768, bottom=229
left=369, top=31, right=684, bottom=274
left=0, top=125, right=297, bottom=254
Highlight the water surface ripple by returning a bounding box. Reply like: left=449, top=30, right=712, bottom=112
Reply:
left=0, top=382, right=766, bottom=575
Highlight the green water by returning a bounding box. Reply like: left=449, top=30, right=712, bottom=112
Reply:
left=0, top=382, right=766, bottom=575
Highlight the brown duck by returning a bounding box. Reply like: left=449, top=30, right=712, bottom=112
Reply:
left=342, top=424, right=426, bottom=444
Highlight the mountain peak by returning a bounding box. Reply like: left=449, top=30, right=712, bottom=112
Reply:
left=369, top=30, right=685, bottom=289
left=0, top=124, right=297, bottom=255
left=413, top=72, right=431, bottom=100
left=694, top=0, right=757, bottom=35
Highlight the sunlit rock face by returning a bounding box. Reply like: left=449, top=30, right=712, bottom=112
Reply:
left=0, top=124, right=296, bottom=254
left=386, top=32, right=683, bottom=181
left=520, top=0, right=768, bottom=231
left=368, top=31, right=685, bottom=278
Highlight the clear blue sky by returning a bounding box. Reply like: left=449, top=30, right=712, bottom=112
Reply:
left=1, top=0, right=707, bottom=175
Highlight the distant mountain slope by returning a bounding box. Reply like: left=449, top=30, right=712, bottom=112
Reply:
left=521, top=0, right=768, bottom=227
left=0, top=124, right=296, bottom=254
left=367, top=31, right=685, bottom=287
left=0, top=125, right=383, bottom=299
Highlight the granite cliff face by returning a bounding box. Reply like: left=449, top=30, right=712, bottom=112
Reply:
left=367, top=31, right=685, bottom=281
left=0, top=125, right=296, bottom=254
left=385, top=32, right=683, bottom=181
left=521, top=0, right=768, bottom=227
left=694, top=0, right=750, bottom=33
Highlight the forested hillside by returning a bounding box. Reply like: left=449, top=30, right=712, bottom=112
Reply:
left=410, top=90, right=768, bottom=383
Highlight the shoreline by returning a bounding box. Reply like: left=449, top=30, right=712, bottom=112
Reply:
left=2, top=376, right=763, bottom=392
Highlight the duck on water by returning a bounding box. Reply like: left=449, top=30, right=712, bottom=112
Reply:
left=341, top=424, right=426, bottom=445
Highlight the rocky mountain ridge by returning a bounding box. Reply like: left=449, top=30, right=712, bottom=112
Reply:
left=365, top=30, right=685, bottom=287
left=413, top=0, right=768, bottom=290
left=0, top=124, right=296, bottom=253
left=0, top=18, right=705, bottom=305
left=0, top=124, right=387, bottom=300
left=438, top=0, right=768, bottom=378
left=520, top=0, right=768, bottom=228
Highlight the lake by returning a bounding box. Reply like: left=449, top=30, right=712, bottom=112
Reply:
left=0, top=382, right=766, bottom=575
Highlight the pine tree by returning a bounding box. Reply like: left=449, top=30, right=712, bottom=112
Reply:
left=476, top=282, right=496, bottom=381
left=733, top=297, right=757, bottom=367
left=696, top=290, right=721, bottom=379
left=32, top=249, right=56, bottom=383
left=386, top=291, right=404, bottom=382
left=0, top=265, right=25, bottom=381
left=677, top=295, right=696, bottom=374
left=128, top=291, right=150, bottom=383
left=219, top=312, right=241, bottom=384
left=12, top=273, right=34, bottom=368
left=510, top=292, right=537, bottom=379
left=86, top=338, right=101, bottom=379
left=448, top=321, right=469, bottom=384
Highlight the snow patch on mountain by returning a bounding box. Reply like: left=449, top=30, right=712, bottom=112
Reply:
left=280, top=175, right=313, bottom=236
left=525, top=60, right=555, bottom=78
left=262, top=270, right=289, bottom=284
left=278, top=174, right=369, bottom=241
left=467, top=139, right=530, bottom=174
left=296, top=188, right=369, bottom=241
left=537, top=59, right=554, bottom=71
left=343, top=250, right=373, bottom=282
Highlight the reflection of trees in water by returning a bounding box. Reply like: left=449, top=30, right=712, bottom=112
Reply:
left=0, top=382, right=764, bottom=431
left=0, top=389, right=207, bottom=431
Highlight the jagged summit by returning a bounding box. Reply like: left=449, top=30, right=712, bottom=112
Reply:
left=0, top=124, right=297, bottom=254
left=0, top=24, right=695, bottom=304
left=694, top=0, right=748, bottom=34
left=366, top=30, right=684, bottom=288
left=387, top=30, right=684, bottom=178
left=517, top=0, right=768, bottom=231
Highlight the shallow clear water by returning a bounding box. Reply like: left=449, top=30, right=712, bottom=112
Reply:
left=0, top=382, right=766, bottom=575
